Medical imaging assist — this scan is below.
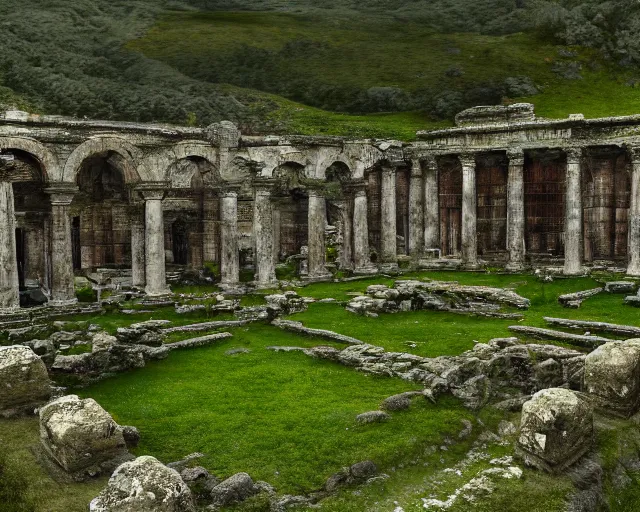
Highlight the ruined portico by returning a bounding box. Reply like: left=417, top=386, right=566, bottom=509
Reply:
left=1, top=103, right=640, bottom=310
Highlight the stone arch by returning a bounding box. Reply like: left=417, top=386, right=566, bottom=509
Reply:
left=0, top=137, right=57, bottom=182
left=153, top=142, right=219, bottom=184
left=63, top=137, right=143, bottom=183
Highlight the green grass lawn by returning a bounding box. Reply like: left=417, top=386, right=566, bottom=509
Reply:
left=77, top=325, right=472, bottom=495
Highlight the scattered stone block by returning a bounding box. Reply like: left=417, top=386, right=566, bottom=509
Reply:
left=584, top=339, right=640, bottom=417
left=90, top=456, right=195, bottom=511
left=605, top=281, right=635, bottom=294
left=356, top=411, right=390, bottom=424
left=0, top=345, right=51, bottom=416
left=39, top=395, right=131, bottom=478
left=558, top=288, right=603, bottom=308
left=210, top=472, right=258, bottom=508
left=517, top=388, right=593, bottom=473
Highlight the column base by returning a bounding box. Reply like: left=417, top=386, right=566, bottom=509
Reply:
left=378, top=262, right=399, bottom=273
left=303, top=273, right=333, bottom=283
left=49, top=298, right=79, bottom=307
left=353, top=265, right=379, bottom=275
left=563, top=265, right=585, bottom=276
left=505, top=261, right=525, bottom=273
left=144, top=288, right=172, bottom=298
left=253, top=280, right=279, bottom=290
left=627, top=263, right=640, bottom=277
left=219, top=283, right=246, bottom=295
left=461, top=261, right=482, bottom=271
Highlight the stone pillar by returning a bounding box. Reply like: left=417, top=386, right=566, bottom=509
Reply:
left=220, top=190, right=240, bottom=286
left=253, top=182, right=277, bottom=287
left=352, top=183, right=376, bottom=273
left=423, top=156, right=440, bottom=251
left=564, top=148, right=583, bottom=275
left=408, top=159, right=424, bottom=257
left=307, top=189, right=330, bottom=279
left=130, top=208, right=145, bottom=289
left=45, top=185, right=78, bottom=305
left=380, top=165, right=398, bottom=269
left=460, top=153, right=478, bottom=268
left=506, top=148, right=526, bottom=271
left=0, top=177, right=19, bottom=310
left=138, top=184, right=170, bottom=297
left=628, top=147, right=640, bottom=276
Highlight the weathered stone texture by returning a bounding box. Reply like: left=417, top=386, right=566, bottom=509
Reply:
left=0, top=345, right=51, bottom=415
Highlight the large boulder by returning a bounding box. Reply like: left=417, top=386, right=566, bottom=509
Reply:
left=0, top=345, right=51, bottom=416
left=516, top=388, right=593, bottom=473
left=90, top=456, right=196, bottom=512
left=39, top=395, right=131, bottom=478
left=584, top=339, right=640, bottom=417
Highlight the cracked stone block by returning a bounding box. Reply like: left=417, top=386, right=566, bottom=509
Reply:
left=516, top=388, right=593, bottom=473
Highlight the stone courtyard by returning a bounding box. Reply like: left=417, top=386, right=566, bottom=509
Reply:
left=3, top=104, right=640, bottom=511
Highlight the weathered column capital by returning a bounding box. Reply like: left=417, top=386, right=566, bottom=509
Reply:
left=308, top=188, right=325, bottom=198
left=410, top=158, right=423, bottom=178
left=506, top=147, right=525, bottom=166
left=423, top=155, right=438, bottom=172
left=136, top=181, right=170, bottom=201
left=0, top=154, right=15, bottom=180
left=346, top=180, right=367, bottom=195
left=626, top=145, right=640, bottom=165
left=45, top=184, right=78, bottom=205
left=565, top=147, right=583, bottom=164
left=458, top=153, right=476, bottom=168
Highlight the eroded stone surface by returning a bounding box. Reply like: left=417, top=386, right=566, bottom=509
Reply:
left=90, top=456, right=195, bottom=512
left=517, top=388, right=593, bottom=473
left=39, top=394, right=131, bottom=477
left=0, top=345, right=51, bottom=415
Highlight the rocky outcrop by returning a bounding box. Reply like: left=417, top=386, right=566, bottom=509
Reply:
left=346, top=280, right=529, bottom=317
left=584, top=339, right=640, bottom=417
left=0, top=345, right=51, bottom=416
left=305, top=338, right=585, bottom=410
left=90, top=456, right=196, bottom=512
left=39, top=395, right=132, bottom=479
left=516, top=388, right=593, bottom=473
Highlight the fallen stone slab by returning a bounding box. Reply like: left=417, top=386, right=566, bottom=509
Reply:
left=624, top=296, right=640, bottom=307
left=544, top=317, right=640, bottom=338
left=90, top=456, right=195, bottom=512
left=165, top=332, right=233, bottom=350
left=272, top=319, right=363, bottom=345
left=558, top=288, right=603, bottom=308
left=605, top=281, right=636, bottom=294
left=162, top=320, right=249, bottom=334
left=266, top=346, right=307, bottom=352
left=508, top=325, right=611, bottom=347
left=0, top=345, right=51, bottom=416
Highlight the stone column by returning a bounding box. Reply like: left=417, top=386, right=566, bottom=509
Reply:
left=352, top=183, right=376, bottom=273
left=408, top=159, right=424, bottom=257
left=138, top=184, right=170, bottom=296
left=628, top=147, right=640, bottom=276
left=45, top=185, right=78, bottom=305
left=460, top=153, right=478, bottom=268
left=506, top=148, right=526, bottom=271
left=253, top=182, right=277, bottom=287
left=564, top=148, right=583, bottom=275
left=220, top=190, right=240, bottom=286
left=130, top=207, right=145, bottom=289
left=380, top=165, right=398, bottom=269
left=0, top=172, right=19, bottom=310
left=307, top=189, right=331, bottom=279
left=336, top=199, right=353, bottom=271
left=423, top=155, right=440, bottom=251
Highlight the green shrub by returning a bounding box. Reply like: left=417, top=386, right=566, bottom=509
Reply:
left=76, top=286, right=97, bottom=303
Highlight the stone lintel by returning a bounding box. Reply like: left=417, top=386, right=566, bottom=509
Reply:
left=252, top=178, right=277, bottom=192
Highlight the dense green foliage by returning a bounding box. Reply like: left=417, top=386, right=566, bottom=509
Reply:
left=0, top=0, right=639, bottom=139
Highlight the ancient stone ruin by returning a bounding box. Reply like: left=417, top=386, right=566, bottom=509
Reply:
left=0, top=345, right=51, bottom=417
left=0, top=104, right=639, bottom=309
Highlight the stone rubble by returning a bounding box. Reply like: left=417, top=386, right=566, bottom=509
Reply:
left=0, top=345, right=51, bottom=417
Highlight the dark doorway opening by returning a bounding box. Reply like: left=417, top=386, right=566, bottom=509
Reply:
left=15, top=228, right=25, bottom=290
left=172, top=219, right=189, bottom=266
left=72, top=217, right=81, bottom=270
